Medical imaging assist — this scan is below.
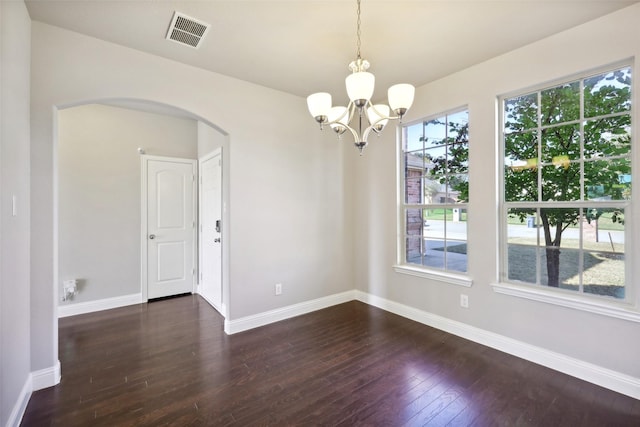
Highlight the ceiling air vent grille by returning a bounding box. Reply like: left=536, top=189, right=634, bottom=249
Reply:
left=166, top=12, right=210, bottom=49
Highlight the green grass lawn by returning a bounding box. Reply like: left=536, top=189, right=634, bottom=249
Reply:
left=424, top=209, right=467, bottom=221
left=434, top=240, right=625, bottom=298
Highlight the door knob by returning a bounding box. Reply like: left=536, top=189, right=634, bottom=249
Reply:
left=214, top=238, right=221, bottom=243
left=149, top=234, right=156, bottom=240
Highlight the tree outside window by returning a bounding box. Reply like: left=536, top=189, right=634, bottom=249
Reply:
left=502, top=66, right=631, bottom=299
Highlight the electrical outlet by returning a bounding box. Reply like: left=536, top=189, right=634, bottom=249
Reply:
left=460, top=294, right=469, bottom=308
left=275, top=283, right=282, bottom=296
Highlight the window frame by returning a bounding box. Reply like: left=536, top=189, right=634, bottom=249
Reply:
left=395, top=107, right=473, bottom=287
left=494, top=61, right=640, bottom=321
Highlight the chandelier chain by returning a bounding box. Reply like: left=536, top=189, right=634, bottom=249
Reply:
left=356, top=0, right=361, bottom=59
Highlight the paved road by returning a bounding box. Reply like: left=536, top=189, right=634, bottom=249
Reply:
left=422, top=220, right=624, bottom=244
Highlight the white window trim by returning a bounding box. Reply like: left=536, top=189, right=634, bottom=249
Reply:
left=492, top=281, right=640, bottom=323
left=394, top=264, right=473, bottom=287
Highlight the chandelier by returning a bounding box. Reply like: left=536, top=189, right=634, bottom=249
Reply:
left=306, top=0, right=415, bottom=154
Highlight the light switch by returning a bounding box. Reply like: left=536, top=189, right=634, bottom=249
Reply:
left=12, top=195, right=17, bottom=216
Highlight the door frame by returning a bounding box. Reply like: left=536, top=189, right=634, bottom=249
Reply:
left=197, top=147, right=224, bottom=314
left=140, top=154, right=197, bottom=302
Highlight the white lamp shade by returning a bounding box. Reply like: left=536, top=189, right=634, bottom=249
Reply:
left=367, top=104, right=390, bottom=129
left=307, top=92, right=332, bottom=118
left=329, top=106, right=349, bottom=126
left=388, top=84, right=415, bottom=111
left=345, top=72, right=375, bottom=103
left=328, top=106, right=349, bottom=134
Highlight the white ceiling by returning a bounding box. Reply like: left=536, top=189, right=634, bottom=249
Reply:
left=25, top=0, right=637, bottom=104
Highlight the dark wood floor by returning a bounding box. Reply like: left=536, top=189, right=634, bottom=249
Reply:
left=21, top=295, right=640, bottom=426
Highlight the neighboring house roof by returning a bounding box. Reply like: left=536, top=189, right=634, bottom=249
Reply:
left=405, top=152, right=434, bottom=171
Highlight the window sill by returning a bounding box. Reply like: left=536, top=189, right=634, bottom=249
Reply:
left=393, top=265, right=473, bottom=287
left=492, top=282, right=640, bottom=323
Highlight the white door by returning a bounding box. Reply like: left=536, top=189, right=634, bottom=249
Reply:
left=144, top=157, right=196, bottom=299
left=199, top=150, right=223, bottom=311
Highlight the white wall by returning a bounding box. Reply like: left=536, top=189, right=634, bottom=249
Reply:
left=58, top=104, right=198, bottom=305
left=30, top=22, right=352, bottom=374
left=1, top=1, right=32, bottom=425
left=198, top=121, right=227, bottom=158
left=354, top=3, right=640, bottom=380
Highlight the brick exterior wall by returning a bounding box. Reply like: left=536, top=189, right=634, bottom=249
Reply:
left=406, top=168, right=423, bottom=261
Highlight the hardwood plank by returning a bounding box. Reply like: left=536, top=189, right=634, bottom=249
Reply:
left=21, top=295, right=640, bottom=426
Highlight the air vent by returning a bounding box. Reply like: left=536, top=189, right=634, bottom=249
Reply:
left=166, top=12, right=210, bottom=49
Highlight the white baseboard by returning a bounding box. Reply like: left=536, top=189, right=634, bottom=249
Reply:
left=354, top=290, right=640, bottom=400
left=31, top=360, right=61, bottom=391
left=7, top=361, right=61, bottom=427
left=224, top=290, right=356, bottom=335
left=58, top=293, right=143, bottom=318
left=6, top=374, right=32, bottom=427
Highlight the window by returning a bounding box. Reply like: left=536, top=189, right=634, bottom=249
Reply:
left=398, top=109, right=469, bottom=276
left=501, top=65, right=632, bottom=302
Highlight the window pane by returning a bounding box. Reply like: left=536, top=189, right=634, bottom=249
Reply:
left=584, top=67, right=632, bottom=118
left=406, top=209, right=423, bottom=236
left=446, top=140, right=469, bottom=173
left=504, top=165, right=538, bottom=202
left=581, top=209, right=625, bottom=298
left=448, top=174, right=468, bottom=203
left=448, top=110, right=469, bottom=136
left=541, top=124, right=580, bottom=163
left=424, top=118, right=447, bottom=149
left=445, top=210, right=468, bottom=272
left=504, top=92, right=538, bottom=133
left=446, top=240, right=468, bottom=272
left=540, top=247, right=580, bottom=289
left=584, top=158, right=631, bottom=201
left=424, top=209, right=445, bottom=239
left=541, top=163, right=580, bottom=201
left=405, top=123, right=424, bottom=152
left=423, top=178, right=446, bottom=205
left=504, top=131, right=537, bottom=169
left=406, top=237, right=422, bottom=265
left=582, top=250, right=625, bottom=299
left=405, top=151, right=426, bottom=175
left=537, top=208, right=580, bottom=288
left=584, top=115, right=631, bottom=159
left=423, top=238, right=445, bottom=270
left=405, top=176, right=423, bottom=204
left=541, top=82, right=580, bottom=125
left=506, top=207, right=538, bottom=284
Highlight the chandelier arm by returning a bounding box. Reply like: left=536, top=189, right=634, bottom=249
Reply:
left=344, top=123, right=361, bottom=144
left=368, top=103, right=401, bottom=121
left=324, top=102, right=362, bottom=145
left=362, top=124, right=377, bottom=143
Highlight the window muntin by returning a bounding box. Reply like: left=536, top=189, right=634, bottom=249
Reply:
left=401, top=109, right=469, bottom=274
left=501, top=66, right=631, bottom=300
